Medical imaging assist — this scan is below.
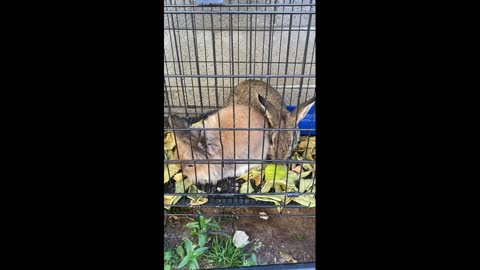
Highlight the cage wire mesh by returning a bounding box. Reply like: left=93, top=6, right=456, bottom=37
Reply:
left=164, top=0, right=316, bottom=216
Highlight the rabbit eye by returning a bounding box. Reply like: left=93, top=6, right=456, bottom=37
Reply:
left=186, top=164, right=194, bottom=168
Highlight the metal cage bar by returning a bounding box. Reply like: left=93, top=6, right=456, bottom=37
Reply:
left=164, top=0, right=316, bottom=211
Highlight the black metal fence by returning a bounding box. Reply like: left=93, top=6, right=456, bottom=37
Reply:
left=164, top=0, right=316, bottom=215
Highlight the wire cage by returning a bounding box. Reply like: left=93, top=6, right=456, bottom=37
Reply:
left=164, top=0, right=316, bottom=216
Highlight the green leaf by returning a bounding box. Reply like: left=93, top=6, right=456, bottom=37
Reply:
left=188, top=258, right=199, bottom=269
left=208, top=223, right=220, bottom=230
left=164, top=264, right=171, bottom=270
left=194, top=247, right=209, bottom=256
left=176, top=245, right=184, bottom=257
left=185, top=222, right=199, bottom=229
left=249, top=254, right=257, bottom=265
left=177, top=256, right=190, bottom=269
left=184, top=239, right=193, bottom=254
left=198, top=233, right=206, bottom=247
left=264, top=164, right=288, bottom=181
left=164, top=251, right=172, bottom=261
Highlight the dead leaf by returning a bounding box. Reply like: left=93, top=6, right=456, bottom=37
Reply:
left=279, top=251, right=297, bottom=263
left=292, top=165, right=302, bottom=173
left=164, top=195, right=181, bottom=210
left=187, top=184, right=208, bottom=205
left=175, top=178, right=192, bottom=193
left=164, top=132, right=176, bottom=151
left=253, top=174, right=262, bottom=187
left=164, top=164, right=180, bottom=184
left=292, top=194, right=316, bottom=207
left=260, top=181, right=273, bottom=193
left=298, top=179, right=315, bottom=193
left=172, top=172, right=184, bottom=182
left=237, top=166, right=262, bottom=183
left=189, top=197, right=208, bottom=206
left=239, top=181, right=254, bottom=194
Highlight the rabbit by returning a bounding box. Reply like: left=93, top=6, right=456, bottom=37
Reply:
left=167, top=104, right=271, bottom=186
left=226, top=79, right=315, bottom=160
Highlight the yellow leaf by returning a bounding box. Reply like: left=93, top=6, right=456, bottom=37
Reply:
left=247, top=194, right=284, bottom=203
left=302, top=163, right=313, bottom=171
left=164, top=195, right=182, bottom=209
left=172, top=172, right=184, bottom=182
left=237, top=166, right=262, bottom=182
left=260, top=181, right=273, bottom=193
left=175, top=178, right=192, bottom=193
left=298, top=179, right=315, bottom=193
left=292, top=195, right=316, bottom=207
left=286, top=171, right=300, bottom=183
left=274, top=182, right=283, bottom=193
left=300, top=169, right=313, bottom=178
left=164, top=164, right=180, bottom=184
left=189, top=197, right=208, bottom=206
left=164, top=132, right=176, bottom=151
left=271, top=179, right=298, bottom=192
left=264, top=164, right=288, bottom=181
left=165, top=149, right=173, bottom=160
left=239, top=181, right=254, bottom=194
left=187, top=184, right=206, bottom=202
left=279, top=251, right=298, bottom=263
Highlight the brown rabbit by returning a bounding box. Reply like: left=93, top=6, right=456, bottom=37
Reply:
left=168, top=104, right=271, bottom=186
left=226, top=79, right=315, bottom=160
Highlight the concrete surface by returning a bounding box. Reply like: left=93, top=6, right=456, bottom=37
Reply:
left=164, top=0, right=316, bottom=116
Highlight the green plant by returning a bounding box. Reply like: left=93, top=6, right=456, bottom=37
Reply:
left=164, top=249, right=180, bottom=270
left=242, top=253, right=257, bottom=266
left=185, top=213, right=220, bottom=247
left=296, top=234, right=305, bottom=241
left=176, top=239, right=209, bottom=270
left=205, top=236, right=257, bottom=268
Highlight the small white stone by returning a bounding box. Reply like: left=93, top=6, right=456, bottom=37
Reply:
left=232, top=230, right=250, bottom=248
left=216, top=187, right=222, bottom=192
left=259, top=212, right=269, bottom=220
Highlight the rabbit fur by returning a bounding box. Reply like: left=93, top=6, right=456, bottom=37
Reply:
left=168, top=104, right=271, bottom=186
left=226, top=79, right=315, bottom=160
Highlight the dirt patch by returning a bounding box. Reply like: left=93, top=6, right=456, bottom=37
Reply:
left=164, top=207, right=315, bottom=267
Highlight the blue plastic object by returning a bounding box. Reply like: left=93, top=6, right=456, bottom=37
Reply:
left=286, top=104, right=316, bottom=136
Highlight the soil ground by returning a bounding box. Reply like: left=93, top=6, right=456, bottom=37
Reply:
left=164, top=207, right=316, bottom=268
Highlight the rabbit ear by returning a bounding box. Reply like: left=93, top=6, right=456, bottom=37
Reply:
left=168, top=114, right=188, bottom=129
left=289, top=97, right=315, bottom=125
left=168, top=114, right=201, bottom=142
left=257, top=93, right=281, bottom=127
